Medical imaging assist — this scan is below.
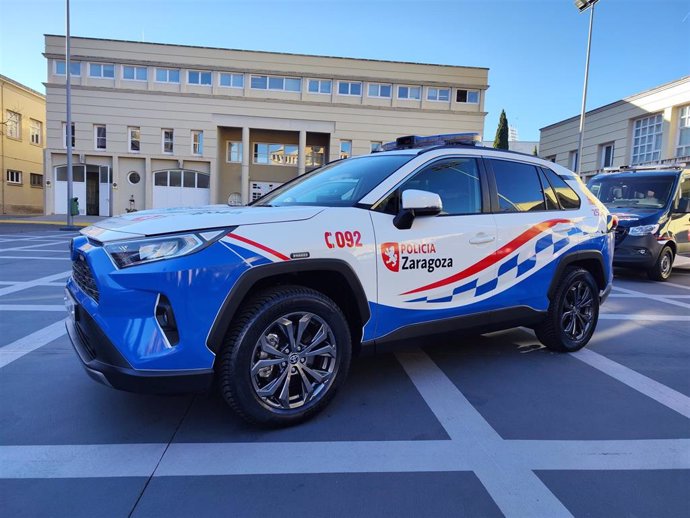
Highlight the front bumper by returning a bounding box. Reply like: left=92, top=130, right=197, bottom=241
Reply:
left=613, top=232, right=664, bottom=268
left=66, top=294, right=213, bottom=394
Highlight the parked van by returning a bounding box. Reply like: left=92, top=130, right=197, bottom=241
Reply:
left=587, top=164, right=690, bottom=280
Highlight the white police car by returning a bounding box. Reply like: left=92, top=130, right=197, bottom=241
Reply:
left=66, top=133, right=615, bottom=426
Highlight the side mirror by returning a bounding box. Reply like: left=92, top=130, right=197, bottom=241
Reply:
left=674, top=198, right=690, bottom=214
left=394, top=189, right=442, bottom=230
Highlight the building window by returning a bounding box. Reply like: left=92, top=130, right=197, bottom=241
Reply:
left=600, top=143, right=614, bottom=168
left=632, top=113, right=663, bottom=165
left=30, top=173, right=43, bottom=188
left=30, top=119, right=42, bottom=145
left=227, top=141, right=243, bottom=163
left=191, top=130, right=203, bottom=155
left=368, top=83, right=392, bottom=98
left=128, top=126, right=140, bottom=152
left=155, top=68, right=180, bottom=83
left=6, top=170, right=22, bottom=184
left=427, top=87, right=450, bottom=102
left=123, top=65, right=148, bottom=81
left=545, top=155, right=557, bottom=163
left=456, top=89, right=480, bottom=103
left=250, top=75, right=301, bottom=92
left=308, top=79, right=331, bottom=94
left=569, top=150, right=578, bottom=171
left=55, top=60, right=81, bottom=76
left=677, top=105, right=690, bottom=157
left=94, top=125, right=106, bottom=150
left=253, top=143, right=299, bottom=166
left=6, top=111, right=21, bottom=139
left=188, top=70, right=212, bottom=85
left=162, top=129, right=174, bottom=154
left=219, top=73, right=244, bottom=88
left=397, top=86, right=421, bottom=100
left=338, top=81, right=362, bottom=96
left=62, top=122, right=75, bottom=148
left=127, top=171, right=141, bottom=185
left=89, top=63, right=115, bottom=78
left=306, top=146, right=325, bottom=167
left=339, top=140, right=352, bottom=159
left=371, top=141, right=383, bottom=152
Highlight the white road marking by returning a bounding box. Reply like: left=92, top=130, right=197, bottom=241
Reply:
left=0, top=241, right=66, bottom=252
left=0, top=271, right=70, bottom=297
left=610, top=294, right=690, bottom=299
left=599, top=313, right=690, bottom=321
left=612, top=285, right=690, bottom=310
left=0, top=320, right=66, bottom=368
left=0, top=256, right=71, bottom=261
left=0, top=305, right=65, bottom=312
left=572, top=349, right=690, bottom=419
left=661, top=280, right=690, bottom=292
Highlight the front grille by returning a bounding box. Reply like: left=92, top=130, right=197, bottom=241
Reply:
left=614, top=226, right=628, bottom=246
left=73, top=255, right=99, bottom=302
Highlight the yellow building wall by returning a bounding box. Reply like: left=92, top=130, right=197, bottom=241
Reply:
left=1, top=76, right=46, bottom=214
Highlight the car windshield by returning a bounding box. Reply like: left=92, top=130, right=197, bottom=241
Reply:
left=253, top=154, right=413, bottom=207
left=587, top=175, right=675, bottom=209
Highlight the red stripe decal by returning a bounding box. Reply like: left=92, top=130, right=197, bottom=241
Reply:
left=226, top=233, right=290, bottom=261
left=401, top=219, right=571, bottom=296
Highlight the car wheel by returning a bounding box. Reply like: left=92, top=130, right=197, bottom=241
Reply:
left=218, top=285, right=352, bottom=426
left=647, top=246, right=674, bottom=281
left=534, top=267, right=599, bottom=352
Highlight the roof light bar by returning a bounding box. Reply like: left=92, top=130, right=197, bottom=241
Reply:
left=381, top=132, right=480, bottom=151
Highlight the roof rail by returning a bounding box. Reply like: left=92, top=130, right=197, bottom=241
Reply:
left=382, top=133, right=479, bottom=151
left=602, top=162, right=687, bottom=173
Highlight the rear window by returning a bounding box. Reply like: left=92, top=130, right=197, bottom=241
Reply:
left=542, top=168, right=581, bottom=209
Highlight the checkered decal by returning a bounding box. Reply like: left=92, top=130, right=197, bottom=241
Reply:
left=405, top=222, right=586, bottom=305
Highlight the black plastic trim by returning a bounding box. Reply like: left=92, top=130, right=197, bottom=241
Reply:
left=363, top=305, right=546, bottom=354
left=547, top=250, right=605, bottom=300
left=206, top=259, right=371, bottom=353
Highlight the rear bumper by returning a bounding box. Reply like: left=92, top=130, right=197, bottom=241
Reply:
left=66, top=305, right=213, bottom=395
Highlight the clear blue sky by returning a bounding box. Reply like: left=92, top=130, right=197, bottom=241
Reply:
left=1, top=0, right=688, bottom=140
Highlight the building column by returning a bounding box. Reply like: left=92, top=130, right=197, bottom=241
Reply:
left=144, top=156, right=153, bottom=209
left=298, top=129, right=306, bottom=176
left=241, top=126, right=250, bottom=204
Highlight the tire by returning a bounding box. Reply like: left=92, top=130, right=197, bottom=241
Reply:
left=647, top=246, right=674, bottom=281
left=534, top=267, right=599, bottom=352
left=218, top=285, right=352, bottom=426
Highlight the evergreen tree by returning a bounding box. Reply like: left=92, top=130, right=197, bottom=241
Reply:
left=493, top=110, right=509, bottom=150
left=532, top=145, right=538, bottom=156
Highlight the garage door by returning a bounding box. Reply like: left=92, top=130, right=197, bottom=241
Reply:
left=153, top=169, right=210, bottom=208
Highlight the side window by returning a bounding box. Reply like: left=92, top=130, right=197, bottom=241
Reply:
left=390, top=157, right=483, bottom=216
left=490, top=159, right=546, bottom=212
left=538, top=168, right=559, bottom=210
left=677, top=177, right=690, bottom=209
left=542, top=167, right=581, bottom=209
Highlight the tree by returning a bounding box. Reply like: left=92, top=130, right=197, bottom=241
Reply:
left=493, top=109, right=509, bottom=150
left=532, top=145, right=538, bottom=156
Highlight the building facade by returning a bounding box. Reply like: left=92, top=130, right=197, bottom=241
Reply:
left=1, top=74, right=46, bottom=214
left=43, top=35, right=489, bottom=216
left=539, top=76, right=690, bottom=180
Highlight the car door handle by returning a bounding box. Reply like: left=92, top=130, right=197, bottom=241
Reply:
left=469, top=233, right=496, bottom=245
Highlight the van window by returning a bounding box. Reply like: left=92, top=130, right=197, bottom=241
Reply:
left=587, top=175, right=675, bottom=210
left=677, top=177, right=690, bottom=210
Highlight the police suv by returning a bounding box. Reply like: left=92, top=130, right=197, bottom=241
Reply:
left=66, top=134, right=615, bottom=426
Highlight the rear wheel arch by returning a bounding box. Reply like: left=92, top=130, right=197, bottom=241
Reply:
left=207, top=259, right=370, bottom=354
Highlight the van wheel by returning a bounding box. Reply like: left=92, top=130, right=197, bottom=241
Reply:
left=218, top=285, right=351, bottom=426
left=534, top=267, right=599, bottom=352
left=647, top=246, right=674, bottom=281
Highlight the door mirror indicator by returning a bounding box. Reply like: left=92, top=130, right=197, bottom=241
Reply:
left=393, top=190, right=442, bottom=230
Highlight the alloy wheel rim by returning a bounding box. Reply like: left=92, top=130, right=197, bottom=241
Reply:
left=561, top=280, right=595, bottom=342
left=250, top=312, right=338, bottom=411
left=660, top=252, right=672, bottom=277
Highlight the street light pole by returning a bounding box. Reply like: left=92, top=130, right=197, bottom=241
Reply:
left=575, top=0, right=598, bottom=177
left=61, top=0, right=78, bottom=230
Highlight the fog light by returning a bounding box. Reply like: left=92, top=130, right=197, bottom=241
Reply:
left=636, top=249, right=648, bottom=255
left=155, top=294, right=179, bottom=347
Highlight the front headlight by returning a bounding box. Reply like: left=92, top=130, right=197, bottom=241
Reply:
left=104, top=230, right=225, bottom=268
left=627, top=224, right=659, bottom=236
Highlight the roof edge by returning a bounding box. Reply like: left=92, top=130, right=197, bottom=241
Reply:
left=0, top=74, right=45, bottom=99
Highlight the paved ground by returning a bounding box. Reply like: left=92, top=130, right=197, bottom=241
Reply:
left=0, top=225, right=688, bottom=518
